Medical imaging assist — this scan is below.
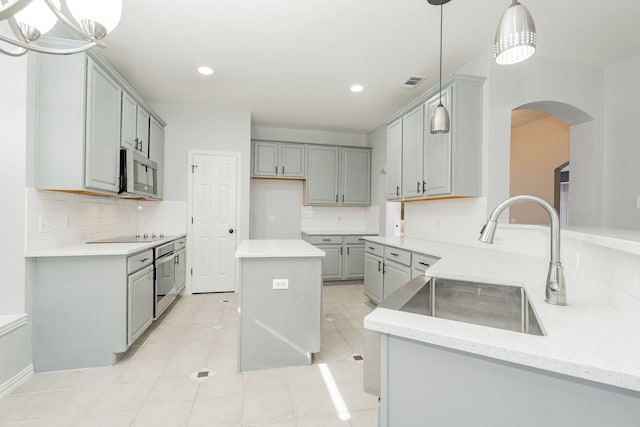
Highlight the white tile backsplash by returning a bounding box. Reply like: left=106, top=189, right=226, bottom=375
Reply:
left=25, top=189, right=187, bottom=251
left=300, top=205, right=370, bottom=232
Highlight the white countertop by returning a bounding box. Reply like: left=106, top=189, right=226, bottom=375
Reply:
left=235, top=239, right=326, bottom=258
left=301, top=230, right=378, bottom=236
left=25, top=235, right=186, bottom=257
left=364, top=236, right=640, bottom=393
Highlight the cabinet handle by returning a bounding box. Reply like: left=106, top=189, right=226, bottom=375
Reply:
left=358, top=238, right=365, bottom=241
left=336, top=194, right=338, bottom=203
left=322, top=239, right=331, bottom=242
left=139, top=258, right=150, bottom=263
left=340, top=247, right=343, bottom=255
left=377, top=260, right=381, bottom=272
left=282, top=166, right=285, bottom=174
left=417, top=181, right=420, bottom=194
left=175, top=255, right=179, bottom=264
left=347, top=247, right=350, bottom=255
left=423, top=180, right=426, bottom=194
left=418, top=261, right=430, bottom=267
left=342, top=195, right=345, bottom=203
left=368, top=246, right=376, bottom=250
left=383, top=263, right=387, bottom=274
left=275, top=165, right=278, bottom=174
left=390, top=252, right=399, bottom=257
left=396, top=185, right=399, bottom=196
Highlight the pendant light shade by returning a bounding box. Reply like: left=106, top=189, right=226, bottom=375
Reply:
left=14, top=0, right=60, bottom=40
left=430, top=103, right=450, bottom=134
left=494, top=0, right=536, bottom=65
left=66, top=0, right=123, bottom=34
left=428, top=0, right=451, bottom=134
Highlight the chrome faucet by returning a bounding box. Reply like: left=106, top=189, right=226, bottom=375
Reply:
left=479, top=195, right=567, bottom=306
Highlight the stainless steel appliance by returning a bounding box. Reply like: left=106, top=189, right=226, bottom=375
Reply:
left=119, top=148, right=159, bottom=199
left=154, top=241, right=176, bottom=318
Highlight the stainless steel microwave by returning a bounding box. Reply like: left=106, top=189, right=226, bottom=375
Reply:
left=119, top=148, right=159, bottom=199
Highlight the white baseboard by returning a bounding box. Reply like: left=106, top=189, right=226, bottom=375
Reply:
left=0, top=365, right=34, bottom=399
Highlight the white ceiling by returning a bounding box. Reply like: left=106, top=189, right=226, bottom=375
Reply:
left=98, top=0, right=640, bottom=134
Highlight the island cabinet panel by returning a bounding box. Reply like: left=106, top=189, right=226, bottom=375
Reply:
left=380, top=335, right=640, bottom=427
left=238, top=257, right=322, bottom=371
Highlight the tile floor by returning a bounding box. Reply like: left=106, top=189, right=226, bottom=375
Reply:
left=0, top=283, right=379, bottom=427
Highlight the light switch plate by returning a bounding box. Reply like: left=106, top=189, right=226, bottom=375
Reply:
left=273, top=279, right=289, bottom=290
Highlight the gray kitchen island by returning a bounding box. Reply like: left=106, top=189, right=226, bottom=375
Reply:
left=235, top=239, right=325, bottom=371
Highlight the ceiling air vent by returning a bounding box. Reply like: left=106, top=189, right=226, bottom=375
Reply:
left=401, top=76, right=426, bottom=89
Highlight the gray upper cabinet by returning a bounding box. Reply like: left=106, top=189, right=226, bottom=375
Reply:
left=424, top=87, right=452, bottom=196
left=306, top=145, right=340, bottom=204
left=402, top=105, right=425, bottom=200
left=36, top=54, right=119, bottom=194
left=35, top=52, right=165, bottom=197
left=121, top=92, right=150, bottom=156
left=306, top=145, right=371, bottom=206
left=386, top=119, right=403, bottom=200
left=341, top=148, right=371, bottom=205
left=149, top=117, right=165, bottom=199
left=252, top=141, right=306, bottom=178
left=84, top=60, right=122, bottom=193
left=386, top=75, right=484, bottom=201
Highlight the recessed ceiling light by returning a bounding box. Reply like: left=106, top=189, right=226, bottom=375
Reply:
left=198, top=66, right=214, bottom=76
left=350, top=84, right=364, bottom=93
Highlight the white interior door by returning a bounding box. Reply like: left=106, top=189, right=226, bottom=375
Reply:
left=191, top=153, right=238, bottom=293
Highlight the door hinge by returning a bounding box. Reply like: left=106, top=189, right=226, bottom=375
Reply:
left=191, top=164, right=198, bottom=173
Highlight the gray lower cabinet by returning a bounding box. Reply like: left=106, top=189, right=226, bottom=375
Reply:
left=365, top=242, right=439, bottom=303
left=364, top=252, right=384, bottom=302
left=303, top=234, right=374, bottom=281
left=32, top=242, right=180, bottom=371
left=380, top=334, right=640, bottom=427
left=127, top=263, right=154, bottom=345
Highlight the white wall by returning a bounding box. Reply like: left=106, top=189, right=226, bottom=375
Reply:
left=252, top=126, right=366, bottom=147
left=603, top=54, right=640, bottom=229
left=1, top=54, right=28, bottom=314
left=250, top=179, right=303, bottom=238
left=153, top=104, right=252, bottom=242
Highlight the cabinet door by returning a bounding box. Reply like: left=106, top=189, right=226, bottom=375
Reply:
left=136, top=108, right=150, bottom=157
left=120, top=92, right=137, bottom=150
left=386, top=119, right=403, bottom=200
left=364, top=253, right=384, bottom=303
left=383, top=261, right=411, bottom=299
left=84, top=59, right=121, bottom=193
left=306, top=145, right=339, bottom=205
left=174, top=248, right=186, bottom=294
left=402, top=105, right=425, bottom=199
left=341, top=148, right=371, bottom=206
left=424, top=87, right=452, bottom=197
left=149, top=117, right=165, bottom=199
left=345, top=244, right=365, bottom=279
left=127, top=265, right=154, bottom=345
left=281, top=143, right=306, bottom=178
left=320, top=245, right=343, bottom=280
left=253, top=141, right=279, bottom=177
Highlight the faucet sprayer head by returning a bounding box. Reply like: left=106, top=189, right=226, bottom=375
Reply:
left=479, top=220, right=498, bottom=244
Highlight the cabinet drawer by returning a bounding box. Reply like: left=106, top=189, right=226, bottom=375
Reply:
left=365, top=242, right=384, bottom=257
left=412, top=253, right=440, bottom=272
left=344, top=235, right=370, bottom=245
left=308, top=235, right=343, bottom=245
left=128, top=249, right=153, bottom=273
left=384, top=246, right=411, bottom=266
left=173, top=237, right=186, bottom=251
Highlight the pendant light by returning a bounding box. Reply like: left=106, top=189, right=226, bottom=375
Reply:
left=494, top=0, right=537, bottom=65
left=0, top=0, right=123, bottom=56
left=428, top=0, right=450, bottom=134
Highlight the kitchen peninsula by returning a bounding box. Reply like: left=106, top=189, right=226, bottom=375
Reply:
left=235, top=239, right=325, bottom=371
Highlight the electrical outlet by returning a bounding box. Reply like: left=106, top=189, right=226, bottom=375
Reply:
left=38, top=216, right=51, bottom=233
left=272, top=279, right=289, bottom=290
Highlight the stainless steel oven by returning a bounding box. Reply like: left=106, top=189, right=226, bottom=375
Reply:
left=154, top=241, right=176, bottom=318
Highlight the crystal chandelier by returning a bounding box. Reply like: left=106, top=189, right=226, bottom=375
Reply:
left=0, top=0, right=122, bottom=56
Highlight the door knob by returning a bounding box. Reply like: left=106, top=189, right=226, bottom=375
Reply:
left=229, top=228, right=235, bottom=234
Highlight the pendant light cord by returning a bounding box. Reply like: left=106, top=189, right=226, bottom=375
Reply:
left=439, top=3, right=443, bottom=105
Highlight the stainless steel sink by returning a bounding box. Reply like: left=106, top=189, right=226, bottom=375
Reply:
left=380, top=277, right=544, bottom=336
